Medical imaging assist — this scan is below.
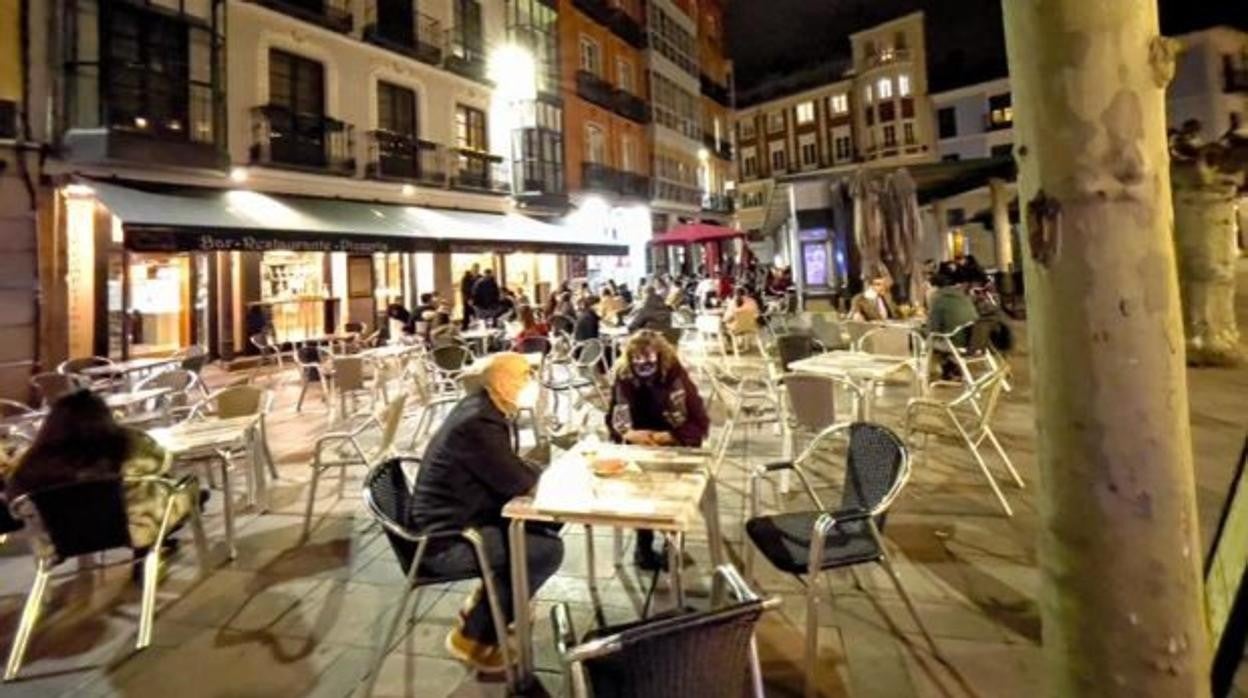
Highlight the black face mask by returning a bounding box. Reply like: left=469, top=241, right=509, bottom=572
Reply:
left=632, top=361, right=659, bottom=379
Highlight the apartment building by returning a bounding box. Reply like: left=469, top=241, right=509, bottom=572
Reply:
left=1167, top=26, right=1248, bottom=143
left=850, top=12, right=937, bottom=167
left=931, top=77, right=1014, bottom=162
left=560, top=0, right=652, bottom=207
left=506, top=0, right=568, bottom=213
left=696, top=0, right=734, bottom=224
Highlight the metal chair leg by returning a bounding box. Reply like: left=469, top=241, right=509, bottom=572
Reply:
left=296, top=382, right=308, bottom=412
left=468, top=534, right=519, bottom=692
left=984, top=427, right=1025, bottom=489
left=218, top=457, right=238, bottom=559
left=362, top=539, right=427, bottom=697
left=584, top=525, right=597, bottom=593
left=953, top=421, right=1013, bottom=517
left=136, top=547, right=162, bottom=649
left=878, top=556, right=944, bottom=662
left=189, top=494, right=212, bottom=576
left=803, top=576, right=820, bottom=698
left=612, top=528, right=624, bottom=567
left=4, top=559, right=51, bottom=681
left=302, top=463, right=324, bottom=539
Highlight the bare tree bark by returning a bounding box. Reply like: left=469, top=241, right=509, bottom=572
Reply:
left=1001, top=2, right=1210, bottom=696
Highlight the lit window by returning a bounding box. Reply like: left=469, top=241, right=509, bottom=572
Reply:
left=579, top=36, right=601, bottom=75
left=877, top=77, right=893, bottom=100
left=829, top=93, right=848, bottom=114
left=898, top=74, right=911, bottom=97
left=795, top=101, right=815, bottom=125
left=863, top=84, right=873, bottom=103
left=767, top=111, right=785, bottom=133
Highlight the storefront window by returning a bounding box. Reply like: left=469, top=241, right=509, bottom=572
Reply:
left=261, top=251, right=326, bottom=344
left=128, top=253, right=191, bottom=356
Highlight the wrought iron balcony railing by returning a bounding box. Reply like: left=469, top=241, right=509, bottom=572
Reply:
left=365, top=130, right=445, bottom=186
left=612, top=89, right=650, bottom=124
left=576, top=70, right=615, bottom=110
left=700, top=73, right=731, bottom=107
left=250, top=104, right=355, bottom=175
left=362, top=0, right=443, bottom=66
left=452, top=148, right=509, bottom=194
left=701, top=192, right=735, bottom=214
left=582, top=161, right=621, bottom=193
left=251, top=0, right=353, bottom=33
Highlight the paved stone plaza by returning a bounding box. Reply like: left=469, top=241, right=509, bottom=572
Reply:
left=2, top=263, right=1246, bottom=698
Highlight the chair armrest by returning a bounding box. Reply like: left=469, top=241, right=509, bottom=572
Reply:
left=825, top=507, right=872, bottom=524
left=757, top=461, right=795, bottom=473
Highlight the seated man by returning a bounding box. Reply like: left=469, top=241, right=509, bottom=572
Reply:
left=849, top=274, right=899, bottom=321
left=409, top=353, right=563, bottom=674
left=606, top=331, right=710, bottom=569
left=925, top=271, right=981, bottom=379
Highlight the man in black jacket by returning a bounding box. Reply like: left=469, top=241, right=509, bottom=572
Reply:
left=459, top=263, right=479, bottom=330
left=409, top=353, right=563, bottom=674
left=471, top=269, right=502, bottom=327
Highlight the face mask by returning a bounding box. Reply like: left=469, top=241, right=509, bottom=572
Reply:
left=632, top=360, right=659, bottom=379
left=864, top=288, right=879, bottom=300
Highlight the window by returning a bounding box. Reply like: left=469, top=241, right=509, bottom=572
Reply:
left=621, top=133, right=637, bottom=171
left=989, top=93, right=1013, bottom=127
left=455, top=104, right=487, bottom=150
left=616, top=57, right=633, bottom=92
left=268, top=50, right=326, bottom=165
left=894, top=30, right=907, bottom=51
left=898, top=74, right=911, bottom=97
left=883, top=124, right=897, bottom=147
left=739, top=119, right=756, bottom=139
left=767, top=111, right=785, bottom=133
left=938, top=107, right=957, bottom=139
left=902, top=121, right=915, bottom=145
left=741, top=149, right=758, bottom=177
left=799, top=135, right=818, bottom=167
left=863, top=84, right=873, bottom=103
left=834, top=134, right=852, bottom=161
left=106, top=4, right=194, bottom=139
left=451, top=0, right=484, bottom=61
left=584, top=123, right=607, bottom=163
left=795, top=101, right=815, bottom=125
left=828, top=93, right=848, bottom=114
left=579, top=35, right=601, bottom=75
left=769, top=142, right=786, bottom=171
left=877, top=77, right=893, bottom=100
left=942, top=154, right=961, bottom=162
left=991, top=143, right=1014, bottom=159
left=378, top=82, right=417, bottom=137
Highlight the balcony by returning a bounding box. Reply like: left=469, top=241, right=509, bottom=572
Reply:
left=576, top=70, right=615, bottom=110
left=249, top=105, right=355, bottom=175
left=571, top=0, right=613, bottom=26
left=620, top=172, right=651, bottom=200
left=700, top=73, right=731, bottom=107
left=582, top=161, right=621, bottom=193
left=654, top=181, right=701, bottom=207
left=444, top=29, right=489, bottom=84
left=701, top=193, right=735, bottom=214
left=702, top=132, right=733, bottom=161
left=451, top=149, right=509, bottom=194
left=611, top=89, right=650, bottom=124
left=363, top=1, right=443, bottom=66
left=365, top=130, right=445, bottom=187
left=606, top=8, right=647, bottom=49
left=251, top=0, right=353, bottom=33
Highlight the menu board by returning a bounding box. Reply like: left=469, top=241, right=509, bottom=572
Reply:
left=1207, top=436, right=1248, bottom=696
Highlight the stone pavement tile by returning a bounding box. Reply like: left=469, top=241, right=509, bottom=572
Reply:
left=899, top=635, right=1044, bottom=698
left=159, top=567, right=324, bottom=630
left=833, top=594, right=1009, bottom=645
left=268, top=579, right=409, bottom=649
left=834, top=593, right=922, bottom=698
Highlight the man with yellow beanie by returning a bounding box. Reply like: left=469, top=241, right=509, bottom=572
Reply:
left=409, top=352, right=564, bottom=675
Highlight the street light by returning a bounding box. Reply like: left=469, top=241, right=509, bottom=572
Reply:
left=487, top=44, right=537, bottom=102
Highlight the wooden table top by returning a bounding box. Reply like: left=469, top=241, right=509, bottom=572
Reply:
left=148, top=415, right=258, bottom=456
left=504, top=441, right=713, bottom=531
left=789, top=351, right=912, bottom=381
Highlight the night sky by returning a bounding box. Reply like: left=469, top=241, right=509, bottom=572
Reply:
left=727, top=0, right=1248, bottom=100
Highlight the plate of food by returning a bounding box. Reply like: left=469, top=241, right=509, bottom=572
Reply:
left=591, top=457, right=629, bottom=477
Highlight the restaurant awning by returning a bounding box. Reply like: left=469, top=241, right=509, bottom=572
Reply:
left=651, top=222, right=743, bottom=245
left=85, top=180, right=627, bottom=256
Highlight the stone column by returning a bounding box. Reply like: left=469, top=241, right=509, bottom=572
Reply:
left=990, top=177, right=1014, bottom=271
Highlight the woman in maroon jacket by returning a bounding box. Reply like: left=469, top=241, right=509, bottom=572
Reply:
left=606, top=330, right=710, bottom=570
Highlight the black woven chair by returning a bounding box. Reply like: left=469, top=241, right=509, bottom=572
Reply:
left=550, top=564, right=777, bottom=698
left=4, top=475, right=209, bottom=681
left=359, top=458, right=517, bottom=695
left=745, top=422, right=942, bottom=697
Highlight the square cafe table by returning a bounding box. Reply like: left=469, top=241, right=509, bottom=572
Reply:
left=789, top=350, right=913, bottom=420
left=148, top=415, right=262, bottom=559
left=81, top=357, right=180, bottom=388
left=502, top=440, right=727, bottom=682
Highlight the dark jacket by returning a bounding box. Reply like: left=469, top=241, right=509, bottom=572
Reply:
left=606, top=364, right=709, bottom=447
left=573, top=310, right=600, bottom=342
left=410, top=391, right=538, bottom=534
left=926, top=286, right=980, bottom=347
left=460, top=272, right=477, bottom=306
left=471, top=275, right=501, bottom=313
left=627, top=294, right=673, bottom=333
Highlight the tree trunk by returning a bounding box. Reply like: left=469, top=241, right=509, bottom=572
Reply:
left=1172, top=163, right=1243, bottom=366
left=1000, top=2, right=1210, bottom=696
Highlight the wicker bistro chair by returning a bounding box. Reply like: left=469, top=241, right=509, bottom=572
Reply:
left=551, top=564, right=778, bottom=698
left=904, top=369, right=1024, bottom=517
left=745, top=422, right=941, bottom=698
left=3, top=475, right=210, bottom=681
left=541, top=338, right=609, bottom=434
left=428, top=344, right=473, bottom=396
left=302, top=395, right=407, bottom=537
left=29, top=372, right=85, bottom=408
left=358, top=457, right=518, bottom=695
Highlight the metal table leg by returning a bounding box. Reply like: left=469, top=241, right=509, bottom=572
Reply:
left=666, top=531, right=685, bottom=609
left=508, top=519, right=535, bottom=682
left=216, top=453, right=237, bottom=560
left=701, top=477, right=728, bottom=605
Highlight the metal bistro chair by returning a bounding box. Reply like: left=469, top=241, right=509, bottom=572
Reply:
left=57, top=356, right=121, bottom=392
left=516, top=335, right=553, bottom=356
left=0, top=399, right=36, bottom=420
left=775, top=332, right=819, bottom=372
left=780, top=373, right=864, bottom=459
left=29, top=372, right=85, bottom=408
left=857, top=325, right=924, bottom=393
left=904, top=369, right=1024, bottom=517
left=745, top=422, right=942, bottom=698
left=293, top=344, right=329, bottom=412
left=303, top=395, right=407, bottom=537
left=4, top=475, right=210, bottom=681
left=328, top=355, right=375, bottom=420
left=188, top=385, right=278, bottom=511
left=132, top=369, right=203, bottom=425
left=542, top=338, right=609, bottom=433
left=923, top=320, right=1009, bottom=393
left=550, top=314, right=576, bottom=339
left=551, top=564, right=777, bottom=698
left=429, top=344, right=473, bottom=396
left=705, top=360, right=782, bottom=476
left=249, top=332, right=284, bottom=376
left=359, top=457, right=518, bottom=695
left=809, top=313, right=850, bottom=351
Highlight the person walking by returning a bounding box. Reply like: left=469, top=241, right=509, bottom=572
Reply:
left=460, top=263, right=480, bottom=330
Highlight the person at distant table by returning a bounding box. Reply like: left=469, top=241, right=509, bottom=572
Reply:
left=606, top=331, right=709, bottom=570
left=848, top=274, right=899, bottom=321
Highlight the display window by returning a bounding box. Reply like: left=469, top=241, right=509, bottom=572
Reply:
left=128, top=253, right=192, bottom=356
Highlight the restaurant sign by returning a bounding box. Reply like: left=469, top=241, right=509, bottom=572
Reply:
left=123, top=227, right=436, bottom=254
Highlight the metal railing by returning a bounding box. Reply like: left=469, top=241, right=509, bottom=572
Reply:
left=251, top=0, right=353, bottom=33
left=576, top=70, right=615, bottom=110
left=250, top=105, right=355, bottom=175
left=612, top=89, right=650, bottom=124
left=362, top=0, right=443, bottom=66
left=365, top=130, right=445, bottom=186
left=701, top=192, right=735, bottom=214
left=444, top=27, right=488, bottom=83
left=862, top=47, right=911, bottom=70
left=700, top=73, right=731, bottom=106
left=451, top=149, right=509, bottom=193
left=582, top=161, right=621, bottom=193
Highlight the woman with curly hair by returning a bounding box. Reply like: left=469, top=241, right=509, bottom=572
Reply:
left=606, top=330, right=710, bottom=570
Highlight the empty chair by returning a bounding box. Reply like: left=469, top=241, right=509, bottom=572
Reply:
left=303, top=395, right=407, bottom=537
left=329, top=355, right=373, bottom=419
left=809, top=313, right=849, bottom=351
left=0, top=399, right=36, bottom=420
left=359, top=456, right=518, bottom=695
left=550, top=565, right=776, bottom=698
left=904, top=369, right=1023, bottom=516
left=781, top=373, right=862, bottom=456
left=133, top=369, right=202, bottom=424
left=746, top=422, right=941, bottom=697
left=58, top=356, right=120, bottom=392
left=774, top=332, right=818, bottom=371
left=292, top=344, right=328, bottom=411
left=57, top=356, right=115, bottom=377
left=429, top=344, right=473, bottom=395
left=4, top=476, right=209, bottom=681
left=187, top=385, right=277, bottom=543
left=249, top=332, right=284, bottom=375
left=842, top=320, right=877, bottom=349
left=29, top=373, right=84, bottom=407
left=923, top=319, right=1006, bottom=388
